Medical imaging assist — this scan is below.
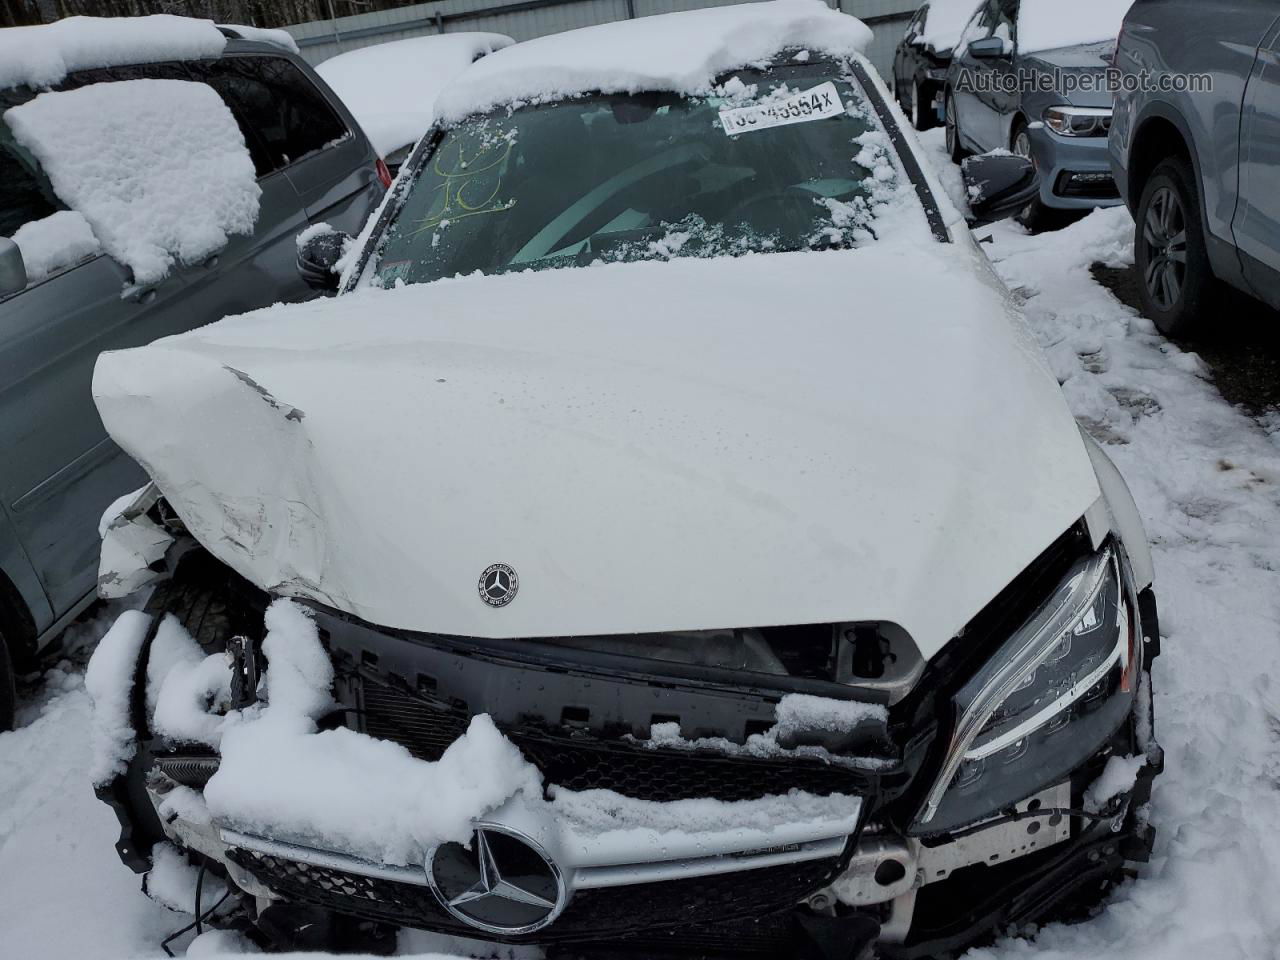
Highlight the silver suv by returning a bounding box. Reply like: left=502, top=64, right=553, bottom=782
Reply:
left=1109, top=0, right=1280, bottom=336
left=0, top=27, right=385, bottom=727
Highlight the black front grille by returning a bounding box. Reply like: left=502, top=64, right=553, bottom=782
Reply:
left=227, top=846, right=837, bottom=947
left=359, top=674, right=873, bottom=803
left=1055, top=170, right=1120, bottom=199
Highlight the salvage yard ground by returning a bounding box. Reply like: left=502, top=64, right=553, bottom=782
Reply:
left=1, top=127, right=1278, bottom=960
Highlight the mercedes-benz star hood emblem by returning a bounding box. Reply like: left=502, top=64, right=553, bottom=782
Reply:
left=426, top=825, right=566, bottom=934
left=478, top=563, right=518, bottom=607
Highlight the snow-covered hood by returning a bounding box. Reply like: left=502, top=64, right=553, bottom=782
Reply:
left=93, top=238, right=1100, bottom=660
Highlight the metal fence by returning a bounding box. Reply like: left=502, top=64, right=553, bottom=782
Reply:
left=284, top=0, right=917, bottom=79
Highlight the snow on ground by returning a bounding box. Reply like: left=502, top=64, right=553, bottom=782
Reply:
left=0, top=125, right=1278, bottom=960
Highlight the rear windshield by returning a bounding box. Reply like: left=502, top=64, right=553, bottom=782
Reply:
left=368, top=57, right=927, bottom=288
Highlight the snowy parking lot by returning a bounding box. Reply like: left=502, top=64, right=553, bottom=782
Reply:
left=2, top=97, right=1279, bottom=960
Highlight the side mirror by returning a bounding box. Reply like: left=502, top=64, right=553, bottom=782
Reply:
left=968, top=36, right=1011, bottom=59
left=296, top=228, right=351, bottom=293
left=0, top=238, right=28, bottom=296
left=962, top=152, right=1039, bottom=226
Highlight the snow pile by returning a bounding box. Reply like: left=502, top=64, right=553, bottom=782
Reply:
left=774, top=692, right=887, bottom=735
left=1084, top=753, right=1146, bottom=812
left=550, top=786, right=858, bottom=838
left=217, top=23, right=299, bottom=53
left=151, top=616, right=235, bottom=746
left=83, top=609, right=152, bottom=785
left=4, top=78, right=260, bottom=285
left=0, top=15, right=226, bottom=91
left=317, top=32, right=513, bottom=156
left=640, top=693, right=890, bottom=768
left=915, top=0, right=983, bottom=54
left=7, top=210, right=100, bottom=283
left=434, top=0, right=873, bottom=123
left=1017, top=0, right=1132, bottom=55
left=143, top=841, right=226, bottom=914
left=173, top=600, right=545, bottom=865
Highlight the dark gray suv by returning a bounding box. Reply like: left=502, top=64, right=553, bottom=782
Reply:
left=945, top=0, right=1127, bottom=229
left=1110, top=0, right=1280, bottom=336
left=0, top=27, right=385, bottom=727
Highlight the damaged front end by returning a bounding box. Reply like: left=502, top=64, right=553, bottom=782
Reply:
left=93, top=491, right=1162, bottom=958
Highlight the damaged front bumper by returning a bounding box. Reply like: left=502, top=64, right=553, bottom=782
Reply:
left=97, top=570, right=1162, bottom=956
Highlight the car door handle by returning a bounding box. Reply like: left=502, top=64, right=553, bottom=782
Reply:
left=126, top=286, right=158, bottom=305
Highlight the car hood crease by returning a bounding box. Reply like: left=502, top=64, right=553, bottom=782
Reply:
left=92, top=240, right=1100, bottom=660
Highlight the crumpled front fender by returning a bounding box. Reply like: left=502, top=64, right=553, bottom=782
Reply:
left=98, top=483, right=174, bottom=600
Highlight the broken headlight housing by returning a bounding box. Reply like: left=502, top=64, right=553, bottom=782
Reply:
left=914, top=544, right=1139, bottom=834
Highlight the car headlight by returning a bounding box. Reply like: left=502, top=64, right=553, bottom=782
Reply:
left=1043, top=105, right=1112, bottom=137
left=914, top=545, right=1140, bottom=834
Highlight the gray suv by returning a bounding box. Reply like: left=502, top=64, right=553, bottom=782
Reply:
left=0, top=29, right=385, bottom=727
left=1110, top=0, right=1280, bottom=336
left=945, top=0, right=1124, bottom=230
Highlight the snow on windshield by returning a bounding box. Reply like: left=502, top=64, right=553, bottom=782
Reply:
left=433, top=0, right=873, bottom=124
left=0, top=15, right=226, bottom=91
left=915, top=0, right=984, bottom=54
left=4, top=78, right=260, bottom=285
left=317, top=32, right=514, bottom=157
left=368, top=60, right=930, bottom=289
left=1018, top=0, right=1132, bottom=54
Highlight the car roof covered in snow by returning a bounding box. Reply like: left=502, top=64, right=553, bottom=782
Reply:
left=432, top=0, right=874, bottom=124
left=317, top=32, right=514, bottom=156
left=0, top=15, right=228, bottom=91
left=1017, top=0, right=1132, bottom=55
left=913, top=0, right=983, bottom=54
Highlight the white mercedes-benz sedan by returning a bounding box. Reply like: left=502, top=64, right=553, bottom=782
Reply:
left=87, top=2, right=1162, bottom=956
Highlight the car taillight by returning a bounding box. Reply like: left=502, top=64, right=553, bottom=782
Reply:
left=376, top=157, right=393, bottom=190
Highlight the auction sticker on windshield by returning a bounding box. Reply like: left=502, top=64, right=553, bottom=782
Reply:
left=719, top=82, right=844, bottom=136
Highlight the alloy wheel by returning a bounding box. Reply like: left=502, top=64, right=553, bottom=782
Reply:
left=1142, top=185, right=1188, bottom=311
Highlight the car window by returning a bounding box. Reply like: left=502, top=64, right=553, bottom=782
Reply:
left=210, top=56, right=349, bottom=175
left=907, top=6, right=928, bottom=40
left=957, top=0, right=997, bottom=52
left=991, top=0, right=1017, bottom=46
left=0, top=121, right=63, bottom=237
left=49, top=56, right=350, bottom=179
left=368, top=59, right=931, bottom=290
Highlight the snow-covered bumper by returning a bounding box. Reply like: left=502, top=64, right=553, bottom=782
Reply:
left=96, top=521, right=1162, bottom=955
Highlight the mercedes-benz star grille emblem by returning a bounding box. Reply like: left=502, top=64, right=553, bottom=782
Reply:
left=478, top=563, right=518, bottom=608
left=426, top=826, right=567, bottom=934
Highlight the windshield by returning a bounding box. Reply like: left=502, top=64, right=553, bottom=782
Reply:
left=367, top=57, right=927, bottom=288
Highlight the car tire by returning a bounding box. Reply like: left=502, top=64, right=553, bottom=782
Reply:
left=144, top=551, right=263, bottom=656
left=912, top=81, right=936, bottom=132
left=944, top=89, right=968, bottom=162
left=1134, top=156, right=1221, bottom=338
left=0, top=629, right=15, bottom=732
left=114, top=553, right=267, bottom=862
